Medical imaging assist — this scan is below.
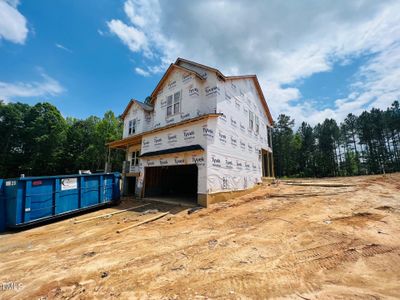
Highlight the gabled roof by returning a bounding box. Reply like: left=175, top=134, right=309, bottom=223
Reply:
left=150, top=63, right=205, bottom=100
left=149, top=57, right=274, bottom=124
left=226, top=74, right=273, bottom=125
left=121, top=99, right=153, bottom=119
left=136, top=100, right=154, bottom=111
left=175, top=57, right=226, bottom=80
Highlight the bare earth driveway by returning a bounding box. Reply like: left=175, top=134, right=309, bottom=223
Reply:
left=1, top=174, right=399, bottom=299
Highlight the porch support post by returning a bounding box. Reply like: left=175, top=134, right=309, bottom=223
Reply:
left=270, top=152, right=275, bottom=178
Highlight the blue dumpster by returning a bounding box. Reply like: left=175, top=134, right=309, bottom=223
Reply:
left=0, top=179, right=5, bottom=232
left=0, top=172, right=120, bottom=231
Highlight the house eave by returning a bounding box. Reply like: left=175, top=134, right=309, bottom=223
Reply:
left=121, top=99, right=154, bottom=120
left=107, top=113, right=222, bottom=149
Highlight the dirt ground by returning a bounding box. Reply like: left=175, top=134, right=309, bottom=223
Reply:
left=1, top=174, right=400, bottom=299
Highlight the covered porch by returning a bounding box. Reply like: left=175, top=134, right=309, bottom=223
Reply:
left=261, top=149, right=275, bottom=178
left=107, top=134, right=143, bottom=197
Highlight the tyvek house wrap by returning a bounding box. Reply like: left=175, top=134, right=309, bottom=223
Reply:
left=136, top=67, right=214, bottom=195
left=136, top=67, right=271, bottom=195
left=139, top=122, right=209, bottom=194
left=151, top=68, right=216, bottom=130
left=205, top=77, right=270, bottom=194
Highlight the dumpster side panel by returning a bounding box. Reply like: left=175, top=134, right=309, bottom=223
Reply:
left=82, top=176, right=100, bottom=207
left=57, top=187, right=79, bottom=214
left=4, top=180, right=21, bottom=226
left=113, top=174, right=121, bottom=202
left=104, top=175, right=114, bottom=202
left=28, top=179, right=54, bottom=222
left=0, top=179, right=5, bottom=232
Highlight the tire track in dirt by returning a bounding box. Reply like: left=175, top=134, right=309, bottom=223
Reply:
left=152, top=228, right=400, bottom=298
left=185, top=243, right=400, bottom=298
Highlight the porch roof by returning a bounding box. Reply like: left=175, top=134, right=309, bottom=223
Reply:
left=107, top=113, right=222, bottom=149
left=139, top=144, right=204, bottom=158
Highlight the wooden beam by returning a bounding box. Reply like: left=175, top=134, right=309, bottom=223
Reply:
left=74, top=203, right=151, bottom=224
left=116, top=212, right=170, bottom=233
left=282, top=182, right=355, bottom=187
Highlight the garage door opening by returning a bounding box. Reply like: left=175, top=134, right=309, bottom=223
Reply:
left=144, top=164, right=198, bottom=203
left=124, top=176, right=136, bottom=196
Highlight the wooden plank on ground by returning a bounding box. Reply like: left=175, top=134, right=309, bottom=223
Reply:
left=116, top=211, right=170, bottom=233
left=74, top=203, right=151, bottom=224
left=283, top=182, right=355, bottom=187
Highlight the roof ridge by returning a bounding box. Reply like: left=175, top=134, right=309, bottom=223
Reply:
left=175, top=57, right=225, bottom=78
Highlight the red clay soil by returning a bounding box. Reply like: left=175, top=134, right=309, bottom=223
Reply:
left=0, top=173, right=399, bottom=299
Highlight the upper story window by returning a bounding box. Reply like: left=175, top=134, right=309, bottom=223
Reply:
left=167, top=91, right=181, bottom=117
left=128, top=119, right=136, bottom=135
left=255, top=115, right=260, bottom=134
left=131, top=150, right=140, bottom=166
left=249, top=111, right=254, bottom=130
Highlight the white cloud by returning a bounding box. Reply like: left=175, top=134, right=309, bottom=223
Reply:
left=325, top=41, right=400, bottom=122
left=0, top=71, right=64, bottom=102
left=55, top=43, right=72, bottom=53
left=124, top=0, right=146, bottom=28
left=0, top=0, right=28, bottom=44
left=135, top=67, right=150, bottom=77
left=108, top=0, right=400, bottom=125
left=107, top=19, right=149, bottom=56
left=107, top=0, right=175, bottom=70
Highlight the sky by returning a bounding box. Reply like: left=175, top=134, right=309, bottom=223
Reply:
left=0, top=0, right=399, bottom=125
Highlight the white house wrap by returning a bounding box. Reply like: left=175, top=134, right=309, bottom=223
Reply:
left=108, top=58, right=274, bottom=207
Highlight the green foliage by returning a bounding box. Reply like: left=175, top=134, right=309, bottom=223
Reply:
left=344, top=151, right=358, bottom=176
left=272, top=114, right=297, bottom=177
left=0, top=101, right=31, bottom=177
left=297, top=122, right=316, bottom=177
left=24, top=103, right=67, bottom=175
left=1, top=100, right=399, bottom=179
left=0, top=102, right=123, bottom=178
left=272, top=101, right=400, bottom=178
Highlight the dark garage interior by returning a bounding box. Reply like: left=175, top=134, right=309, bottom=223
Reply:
left=144, top=164, right=198, bottom=202
left=124, top=176, right=136, bottom=196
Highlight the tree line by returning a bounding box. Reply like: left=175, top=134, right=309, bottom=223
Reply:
left=272, top=101, right=400, bottom=178
left=1, top=100, right=399, bottom=179
left=0, top=101, right=124, bottom=178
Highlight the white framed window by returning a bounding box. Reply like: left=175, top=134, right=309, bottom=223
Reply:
left=166, top=95, right=173, bottom=116
left=128, top=119, right=136, bottom=135
left=166, top=91, right=181, bottom=117
left=255, top=115, right=259, bottom=134
left=249, top=111, right=254, bottom=130
left=131, top=150, right=140, bottom=166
